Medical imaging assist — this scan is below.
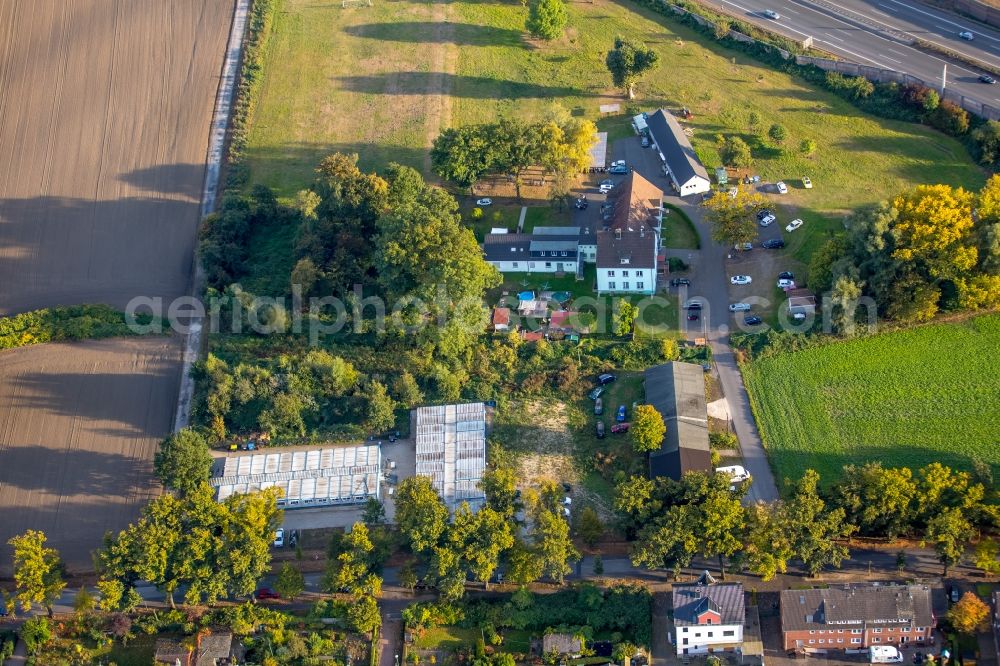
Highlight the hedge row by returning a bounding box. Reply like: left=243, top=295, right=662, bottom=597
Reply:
left=631, top=0, right=997, bottom=166
left=224, top=0, right=280, bottom=190
left=0, top=305, right=159, bottom=350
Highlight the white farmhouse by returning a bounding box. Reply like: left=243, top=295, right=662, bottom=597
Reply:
left=647, top=109, right=711, bottom=196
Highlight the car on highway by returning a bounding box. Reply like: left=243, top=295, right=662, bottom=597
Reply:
left=758, top=212, right=776, bottom=226
left=598, top=372, right=617, bottom=385
left=611, top=422, right=630, bottom=434
left=762, top=238, right=786, bottom=249
left=729, top=303, right=751, bottom=312
left=959, top=30, right=974, bottom=40
left=476, top=198, right=493, bottom=206
left=744, top=315, right=763, bottom=325
left=778, top=271, right=794, bottom=280
left=980, top=74, right=996, bottom=84
left=730, top=275, right=752, bottom=285
left=776, top=181, right=788, bottom=194
left=273, top=528, right=285, bottom=548
left=670, top=278, right=691, bottom=286
left=778, top=278, right=796, bottom=289
left=596, top=420, right=605, bottom=439
left=785, top=218, right=804, bottom=232
left=616, top=405, right=626, bottom=422
left=763, top=9, right=780, bottom=19
left=802, top=176, right=812, bottom=189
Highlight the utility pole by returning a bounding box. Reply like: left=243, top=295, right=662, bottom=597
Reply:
left=942, top=63, right=948, bottom=95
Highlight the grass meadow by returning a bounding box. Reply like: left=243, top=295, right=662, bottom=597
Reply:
left=743, top=314, right=1000, bottom=488
left=245, top=0, right=985, bottom=263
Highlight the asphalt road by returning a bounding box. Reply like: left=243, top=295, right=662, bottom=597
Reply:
left=700, top=0, right=1000, bottom=108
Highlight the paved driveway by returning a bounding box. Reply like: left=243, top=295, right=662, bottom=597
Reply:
left=610, top=134, right=780, bottom=503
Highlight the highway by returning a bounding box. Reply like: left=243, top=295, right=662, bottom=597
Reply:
left=701, top=0, right=1000, bottom=110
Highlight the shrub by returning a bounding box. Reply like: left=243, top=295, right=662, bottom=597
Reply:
left=20, top=617, right=51, bottom=655
left=667, top=257, right=688, bottom=272
left=767, top=123, right=787, bottom=144
left=928, top=100, right=970, bottom=135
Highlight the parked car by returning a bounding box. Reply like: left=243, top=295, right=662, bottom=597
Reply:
left=611, top=423, right=630, bottom=434
left=588, top=386, right=604, bottom=401
left=762, top=238, right=786, bottom=249
left=778, top=271, right=794, bottom=280
left=980, top=74, right=996, bottom=84
left=730, top=275, right=752, bottom=285
left=596, top=420, right=606, bottom=439
left=594, top=398, right=603, bottom=415
left=734, top=242, right=753, bottom=251
left=758, top=212, right=776, bottom=227
left=611, top=160, right=626, bottom=167
left=777, top=278, right=796, bottom=289
left=716, top=465, right=751, bottom=484
left=599, top=184, right=614, bottom=194
left=785, top=218, right=804, bottom=232
left=641, top=136, right=650, bottom=147
left=685, top=300, right=703, bottom=310
left=256, top=587, right=281, bottom=600
left=802, top=176, right=813, bottom=189
left=616, top=405, right=626, bottom=422
left=476, top=198, right=493, bottom=206
left=960, top=30, right=974, bottom=40
left=599, top=178, right=614, bottom=187
left=744, top=315, right=763, bottom=325
left=776, top=181, right=788, bottom=194
left=729, top=303, right=751, bottom=312
left=289, top=529, right=299, bottom=548
left=949, top=585, right=960, bottom=603
left=763, top=9, right=780, bottom=19
left=608, top=165, right=630, bottom=175
left=598, top=373, right=617, bottom=385
left=756, top=209, right=773, bottom=222
left=273, top=528, right=285, bottom=548
left=574, top=197, right=589, bottom=209
left=670, top=278, right=691, bottom=286
left=687, top=313, right=700, bottom=321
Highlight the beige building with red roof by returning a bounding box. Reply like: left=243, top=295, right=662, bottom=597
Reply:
left=596, top=171, right=663, bottom=294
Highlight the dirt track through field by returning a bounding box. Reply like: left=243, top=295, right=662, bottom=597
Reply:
left=0, top=0, right=234, bottom=573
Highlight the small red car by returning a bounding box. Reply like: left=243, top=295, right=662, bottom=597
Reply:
left=611, top=423, right=630, bottom=434
left=255, top=587, right=281, bottom=600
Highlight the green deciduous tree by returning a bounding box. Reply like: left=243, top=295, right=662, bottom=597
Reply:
left=526, top=0, right=568, bottom=40
left=786, top=470, right=856, bottom=576
left=835, top=462, right=915, bottom=539
left=154, top=428, right=213, bottom=496
left=767, top=124, right=787, bottom=144
left=577, top=507, right=604, bottom=547
left=364, top=380, right=396, bottom=434
left=630, top=404, right=666, bottom=453
left=973, top=538, right=1000, bottom=576
left=533, top=509, right=579, bottom=584
left=926, top=508, right=973, bottom=576
left=8, top=531, right=65, bottom=616
left=719, top=136, right=753, bottom=169
left=800, top=138, right=817, bottom=156
left=740, top=502, right=792, bottom=582
left=702, top=187, right=768, bottom=247
left=392, top=371, right=424, bottom=409
left=451, top=504, right=514, bottom=587
left=348, top=594, right=382, bottom=635
left=606, top=36, right=660, bottom=99
left=395, top=476, right=450, bottom=553
left=275, top=563, right=305, bottom=600
left=612, top=299, right=639, bottom=336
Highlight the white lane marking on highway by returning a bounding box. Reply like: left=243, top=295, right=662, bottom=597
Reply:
left=824, top=32, right=845, bottom=42
left=880, top=54, right=902, bottom=64
left=877, top=2, right=896, bottom=11
left=879, top=0, right=1000, bottom=45
left=813, top=39, right=891, bottom=67
left=782, top=6, right=800, bottom=13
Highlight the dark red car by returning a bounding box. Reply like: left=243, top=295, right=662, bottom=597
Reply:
left=255, top=587, right=281, bottom=600
left=611, top=423, right=630, bottom=434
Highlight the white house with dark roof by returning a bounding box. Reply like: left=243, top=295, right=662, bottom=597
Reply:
left=482, top=227, right=581, bottom=274
left=646, top=109, right=711, bottom=196
left=673, top=572, right=746, bottom=655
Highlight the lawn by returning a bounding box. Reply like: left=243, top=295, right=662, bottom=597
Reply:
left=661, top=204, right=700, bottom=250
left=743, top=314, right=1000, bottom=489
left=245, top=0, right=986, bottom=261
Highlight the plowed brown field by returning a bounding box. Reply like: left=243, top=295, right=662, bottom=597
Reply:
left=0, top=0, right=233, bottom=573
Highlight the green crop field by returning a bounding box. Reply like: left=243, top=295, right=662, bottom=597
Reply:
left=743, top=314, right=1000, bottom=488
left=245, top=0, right=984, bottom=260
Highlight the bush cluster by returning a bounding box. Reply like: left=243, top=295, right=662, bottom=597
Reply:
left=0, top=304, right=158, bottom=350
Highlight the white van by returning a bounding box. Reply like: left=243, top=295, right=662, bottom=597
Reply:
left=716, top=465, right=751, bottom=484
left=870, top=646, right=903, bottom=663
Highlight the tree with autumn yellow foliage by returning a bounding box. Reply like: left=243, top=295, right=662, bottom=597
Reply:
left=702, top=187, right=769, bottom=248
left=890, top=185, right=978, bottom=281
left=631, top=404, right=667, bottom=453
left=946, top=591, right=990, bottom=634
